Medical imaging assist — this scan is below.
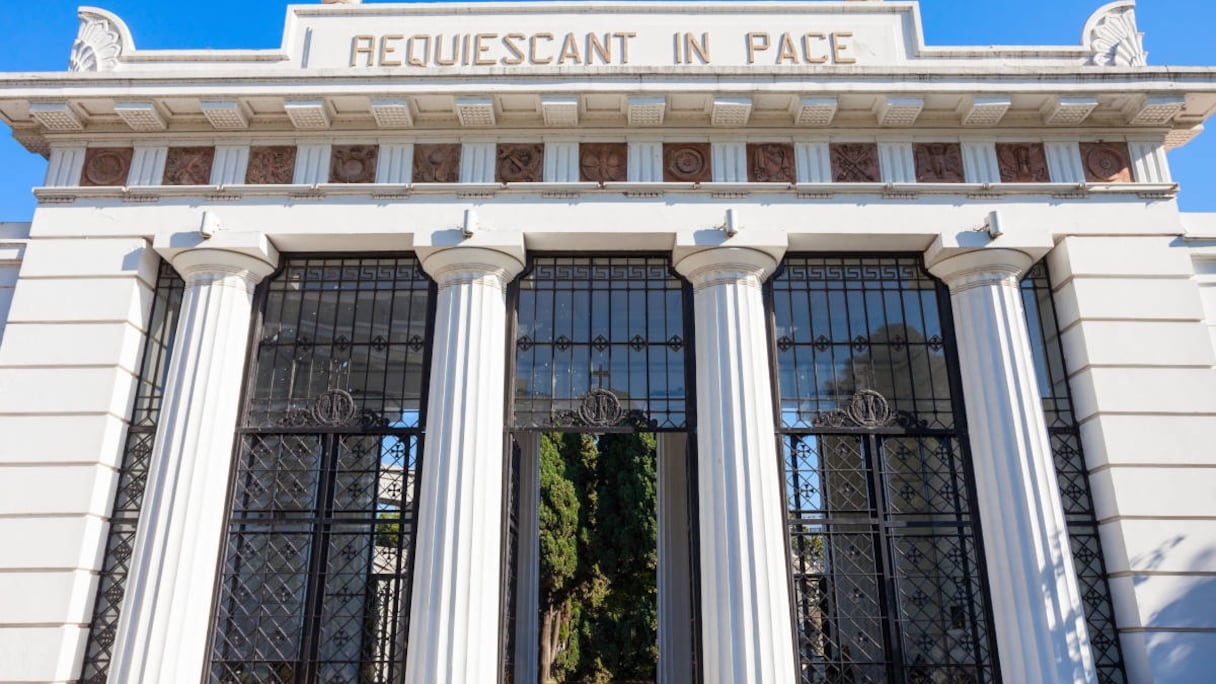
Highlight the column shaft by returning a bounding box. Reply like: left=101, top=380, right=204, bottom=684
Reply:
left=930, top=249, right=1096, bottom=684
left=407, top=248, right=522, bottom=682
left=111, top=248, right=276, bottom=683
left=676, top=248, right=796, bottom=684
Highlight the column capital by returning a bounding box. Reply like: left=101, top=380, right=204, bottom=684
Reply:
left=673, top=247, right=781, bottom=290
left=419, top=246, right=525, bottom=289
left=925, top=247, right=1037, bottom=294
left=153, top=229, right=278, bottom=285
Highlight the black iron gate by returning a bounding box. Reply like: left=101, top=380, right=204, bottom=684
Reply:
left=770, top=256, right=998, bottom=683
left=208, top=256, right=434, bottom=683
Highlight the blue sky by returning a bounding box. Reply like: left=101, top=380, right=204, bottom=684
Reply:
left=0, top=1, right=1213, bottom=220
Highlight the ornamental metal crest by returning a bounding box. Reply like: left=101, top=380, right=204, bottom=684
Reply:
left=813, top=389, right=897, bottom=429
left=578, top=388, right=624, bottom=427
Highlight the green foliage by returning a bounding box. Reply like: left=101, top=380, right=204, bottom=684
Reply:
left=536, top=430, right=659, bottom=683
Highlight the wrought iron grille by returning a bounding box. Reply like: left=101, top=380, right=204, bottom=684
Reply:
left=209, top=257, right=434, bottom=683
left=512, top=256, right=690, bottom=431
left=1021, top=264, right=1126, bottom=684
left=771, top=256, right=997, bottom=683
left=80, top=263, right=185, bottom=683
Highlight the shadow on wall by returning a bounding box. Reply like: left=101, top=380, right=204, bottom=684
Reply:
left=1131, top=536, right=1216, bottom=684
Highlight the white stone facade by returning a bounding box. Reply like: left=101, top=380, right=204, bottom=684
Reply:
left=0, top=2, right=1214, bottom=683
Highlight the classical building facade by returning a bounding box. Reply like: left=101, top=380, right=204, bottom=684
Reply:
left=0, top=1, right=1215, bottom=683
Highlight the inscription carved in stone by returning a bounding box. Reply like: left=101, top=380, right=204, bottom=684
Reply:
left=663, top=143, right=712, bottom=183
left=245, top=146, right=297, bottom=185
left=747, top=143, right=796, bottom=183
left=1080, top=142, right=1133, bottom=183
left=81, top=148, right=133, bottom=186
left=830, top=143, right=879, bottom=183
left=329, top=145, right=379, bottom=183
left=579, top=143, right=628, bottom=182
left=162, top=147, right=215, bottom=185
left=996, top=143, right=1050, bottom=183
left=913, top=143, right=965, bottom=183
left=413, top=143, right=461, bottom=183
left=496, top=143, right=544, bottom=183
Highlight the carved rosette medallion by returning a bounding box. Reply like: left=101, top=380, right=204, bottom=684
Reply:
left=496, top=143, right=544, bottom=183
left=413, top=143, right=461, bottom=183
left=578, top=388, right=624, bottom=427
left=1080, top=143, right=1133, bottom=183
left=913, top=143, right=965, bottom=183
left=830, top=143, right=880, bottom=183
left=80, top=148, right=133, bottom=186
left=747, top=143, right=796, bottom=183
left=579, top=143, right=628, bottom=182
left=329, top=145, right=379, bottom=183
left=663, top=143, right=712, bottom=183
left=996, top=143, right=1050, bottom=183
left=245, top=146, right=297, bottom=185
left=162, top=147, right=215, bottom=185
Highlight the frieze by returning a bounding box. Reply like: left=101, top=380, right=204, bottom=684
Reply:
left=830, top=143, right=879, bottom=183
left=580, top=143, right=628, bottom=182
left=162, top=147, right=215, bottom=186
left=1080, top=142, right=1132, bottom=183
left=330, top=145, right=379, bottom=183
left=413, top=143, right=461, bottom=183
left=996, top=143, right=1050, bottom=183
left=663, top=143, right=712, bottom=183
left=496, top=143, right=544, bottom=183
left=246, top=146, right=297, bottom=184
left=81, top=148, right=133, bottom=187
left=747, top=143, right=795, bottom=183
left=913, top=143, right=964, bottom=183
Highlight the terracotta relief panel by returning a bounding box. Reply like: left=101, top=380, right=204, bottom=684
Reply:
left=413, top=143, right=461, bottom=183
left=330, top=145, right=379, bottom=184
left=162, top=147, right=215, bottom=185
left=496, top=143, right=545, bottom=183
left=579, top=143, right=628, bottom=182
left=913, top=143, right=965, bottom=183
left=245, top=146, right=297, bottom=185
left=747, top=143, right=796, bottom=183
left=80, top=147, right=133, bottom=186
left=996, top=143, right=1050, bottom=183
left=829, top=143, right=880, bottom=183
left=1080, top=142, right=1133, bottom=183
left=662, top=143, right=712, bottom=183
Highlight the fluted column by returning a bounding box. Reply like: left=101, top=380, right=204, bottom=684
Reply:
left=927, top=248, right=1096, bottom=684
left=674, top=247, right=796, bottom=684
left=408, top=246, right=524, bottom=683
left=110, top=235, right=277, bottom=683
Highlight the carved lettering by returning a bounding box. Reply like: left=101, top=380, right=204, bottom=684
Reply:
left=746, top=32, right=770, bottom=64
left=350, top=35, right=375, bottom=67
left=434, top=34, right=458, bottom=66
left=407, top=35, right=430, bottom=66
left=558, top=32, right=581, bottom=65
left=613, top=32, right=636, bottom=64
left=379, top=35, right=403, bottom=67
left=776, top=33, right=799, bottom=65
left=502, top=33, right=526, bottom=65
left=587, top=33, right=611, bottom=65
left=832, top=31, right=856, bottom=64
left=473, top=33, right=497, bottom=66
left=530, top=33, right=554, bottom=64
left=802, top=32, right=829, bottom=64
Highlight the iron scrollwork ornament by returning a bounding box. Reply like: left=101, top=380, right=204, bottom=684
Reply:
left=280, top=389, right=388, bottom=429
left=578, top=388, right=625, bottom=428
left=813, top=389, right=898, bottom=429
